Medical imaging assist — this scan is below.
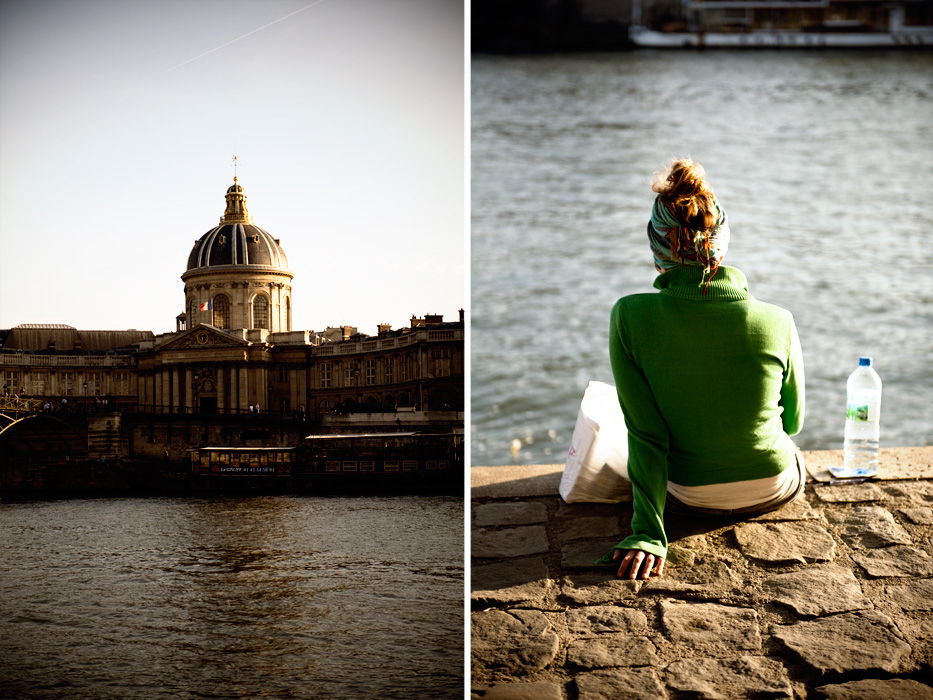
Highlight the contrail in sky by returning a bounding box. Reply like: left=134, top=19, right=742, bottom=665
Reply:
left=167, top=0, right=327, bottom=72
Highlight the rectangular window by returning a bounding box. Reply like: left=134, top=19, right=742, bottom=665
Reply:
left=400, top=359, right=408, bottom=382
left=365, top=359, right=376, bottom=386
left=433, top=348, right=451, bottom=377
left=345, top=365, right=353, bottom=386
left=360, top=461, right=375, bottom=472
left=86, top=372, right=102, bottom=396
left=320, top=363, right=331, bottom=388
left=385, top=359, right=393, bottom=385
left=325, top=461, right=341, bottom=472
left=32, top=372, right=47, bottom=395
left=3, top=370, right=19, bottom=392
left=62, top=372, right=75, bottom=395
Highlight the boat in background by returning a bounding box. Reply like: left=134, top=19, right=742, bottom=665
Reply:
left=300, top=431, right=463, bottom=493
left=630, top=0, right=933, bottom=47
left=187, top=431, right=463, bottom=494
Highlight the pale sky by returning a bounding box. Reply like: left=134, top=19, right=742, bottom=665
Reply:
left=0, top=0, right=465, bottom=335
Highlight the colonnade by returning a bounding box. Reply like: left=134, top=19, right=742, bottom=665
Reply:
left=142, top=362, right=270, bottom=414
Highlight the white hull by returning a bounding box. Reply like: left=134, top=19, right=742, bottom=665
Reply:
left=630, top=26, right=933, bottom=47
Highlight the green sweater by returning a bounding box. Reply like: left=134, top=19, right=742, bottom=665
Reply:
left=603, top=265, right=805, bottom=561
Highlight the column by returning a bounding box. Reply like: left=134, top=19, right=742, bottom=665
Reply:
left=217, top=365, right=226, bottom=414
left=238, top=365, right=248, bottom=412
left=290, top=368, right=299, bottom=413
left=185, top=367, right=194, bottom=413
left=171, top=367, right=180, bottom=413
left=156, top=367, right=168, bottom=413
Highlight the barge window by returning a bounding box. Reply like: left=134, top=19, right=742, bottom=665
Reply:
left=426, top=460, right=436, bottom=471
left=403, top=460, right=417, bottom=471
left=360, top=461, right=375, bottom=472
left=326, top=461, right=341, bottom=472
left=384, top=460, right=399, bottom=472
left=342, top=461, right=358, bottom=472
left=439, top=460, right=450, bottom=470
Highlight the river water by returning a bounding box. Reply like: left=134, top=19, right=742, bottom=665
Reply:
left=0, top=495, right=463, bottom=699
left=472, top=50, right=933, bottom=467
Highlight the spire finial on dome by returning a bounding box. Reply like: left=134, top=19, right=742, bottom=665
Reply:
left=220, top=172, right=252, bottom=224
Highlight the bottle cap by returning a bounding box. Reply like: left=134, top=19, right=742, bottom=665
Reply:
left=859, top=356, right=872, bottom=366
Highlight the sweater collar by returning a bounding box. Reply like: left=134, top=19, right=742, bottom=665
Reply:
left=653, top=265, right=751, bottom=301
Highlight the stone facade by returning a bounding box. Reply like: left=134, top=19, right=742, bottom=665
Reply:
left=0, top=179, right=464, bottom=422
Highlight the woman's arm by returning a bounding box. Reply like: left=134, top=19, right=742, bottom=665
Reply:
left=601, top=300, right=672, bottom=564
left=780, top=317, right=805, bottom=436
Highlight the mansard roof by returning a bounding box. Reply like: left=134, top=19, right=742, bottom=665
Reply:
left=0, top=326, right=154, bottom=353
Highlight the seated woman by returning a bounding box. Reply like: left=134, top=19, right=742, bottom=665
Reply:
left=599, top=158, right=805, bottom=580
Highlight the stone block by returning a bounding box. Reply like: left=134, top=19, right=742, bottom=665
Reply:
left=566, top=634, right=658, bottom=669
left=561, top=575, right=642, bottom=605
left=660, top=601, right=761, bottom=654
left=556, top=515, right=623, bottom=543
left=771, top=611, right=911, bottom=674
left=473, top=682, right=565, bottom=700
left=762, top=564, right=871, bottom=617
left=565, top=605, right=648, bottom=637
left=473, top=501, right=548, bottom=527
left=663, top=656, right=793, bottom=700
left=471, top=558, right=553, bottom=605
left=817, top=679, right=933, bottom=700
left=885, top=579, right=933, bottom=611
left=473, top=525, right=549, bottom=558
left=562, top=540, right=616, bottom=570
left=883, top=484, right=916, bottom=499
left=851, top=545, right=933, bottom=578
left=642, top=557, right=741, bottom=599
left=471, top=464, right=564, bottom=499
left=556, top=500, right=626, bottom=518
left=747, top=498, right=819, bottom=521
left=899, top=506, right=933, bottom=525
left=733, top=521, right=835, bottom=564
left=827, top=506, right=913, bottom=549
left=471, top=609, right=560, bottom=676
left=575, top=668, right=666, bottom=700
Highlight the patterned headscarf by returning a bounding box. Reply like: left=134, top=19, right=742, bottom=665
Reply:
left=647, top=195, right=730, bottom=292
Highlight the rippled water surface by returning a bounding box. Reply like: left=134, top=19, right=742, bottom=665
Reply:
left=0, top=496, right=463, bottom=699
left=472, top=50, right=933, bottom=466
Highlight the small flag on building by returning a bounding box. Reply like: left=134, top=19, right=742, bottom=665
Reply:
left=200, top=301, right=212, bottom=311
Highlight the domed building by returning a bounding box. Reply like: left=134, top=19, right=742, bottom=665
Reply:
left=182, top=178, right=293, bottom=332
left=2, top=176, right=464, bottom=458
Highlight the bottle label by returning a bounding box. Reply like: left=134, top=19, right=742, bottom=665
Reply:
left=847, top=391, right=880, bottom=423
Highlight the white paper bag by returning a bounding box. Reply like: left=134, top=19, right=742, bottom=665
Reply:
left=559, top=381, right=632, bottom=503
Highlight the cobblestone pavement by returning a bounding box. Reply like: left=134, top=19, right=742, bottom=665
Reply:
left=471, top=447, right=933, bottom=699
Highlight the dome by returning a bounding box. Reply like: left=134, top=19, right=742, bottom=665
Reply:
left=186, top=222, right=289, bottom=271
left=185, top=178, right=290, bottom=272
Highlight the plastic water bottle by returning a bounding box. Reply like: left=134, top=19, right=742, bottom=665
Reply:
left=831, top=357, right=882, bottom=478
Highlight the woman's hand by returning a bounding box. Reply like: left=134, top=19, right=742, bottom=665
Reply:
left=612, top=548, right=665, bottom=580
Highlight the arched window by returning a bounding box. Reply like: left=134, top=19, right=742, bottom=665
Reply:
left=252, top=295, right=269, bottom=329
left=285, top=297, right=291, bottom=331
left=213, top=294, right=230, bottom=329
